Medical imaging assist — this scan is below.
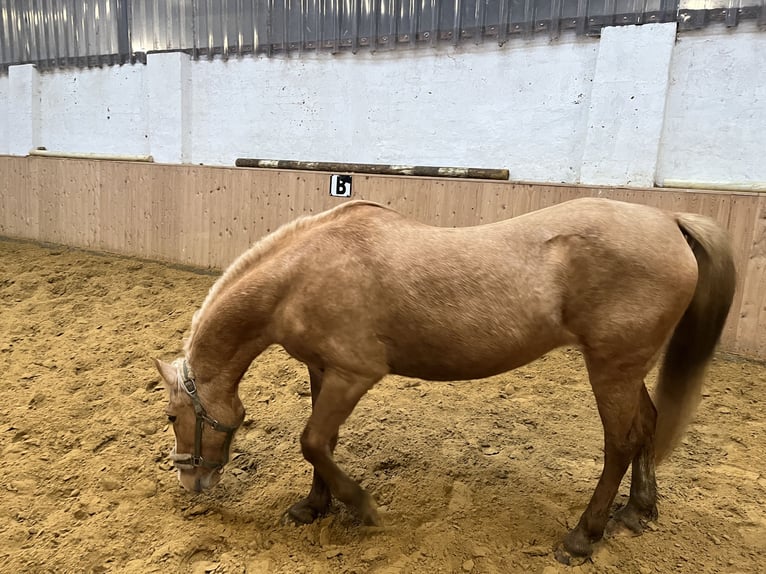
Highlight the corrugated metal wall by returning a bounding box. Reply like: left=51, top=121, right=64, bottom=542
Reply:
left=2, top=0, right=763, bottom=72
left=0, top=0, right=130, bottom=70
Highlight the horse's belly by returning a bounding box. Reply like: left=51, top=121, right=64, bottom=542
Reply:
left=384, top=329, right=569, bottom=382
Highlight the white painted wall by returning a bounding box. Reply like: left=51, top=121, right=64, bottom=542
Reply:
left=657, top=24, right=766, bottom=187
left=580, top=24, right=676, bottom=187
left=1, top=23, right=764, bottom=188
left=190, top=38, right=598, bottom=183
left=38, top=65, right=148, bottom=157
left=7, top=65, right=42, bottom=156
left=0, top=74, right=8, bottom=155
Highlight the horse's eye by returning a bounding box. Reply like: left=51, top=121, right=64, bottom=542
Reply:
left=168, top=415, right=177, bottom=423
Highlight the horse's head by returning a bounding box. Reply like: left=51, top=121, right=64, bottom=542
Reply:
left=154, top=358, right=245, bottom=492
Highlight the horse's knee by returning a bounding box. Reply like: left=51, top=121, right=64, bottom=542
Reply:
left=300, top=426, right=329, bottom=465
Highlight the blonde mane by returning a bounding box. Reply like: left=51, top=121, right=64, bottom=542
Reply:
left=184, top=201, right=377, bottom=353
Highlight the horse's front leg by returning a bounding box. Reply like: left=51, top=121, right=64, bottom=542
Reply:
left=294, top=367, right=381, bottom=526
left=284, top=366, right=337, bottom=524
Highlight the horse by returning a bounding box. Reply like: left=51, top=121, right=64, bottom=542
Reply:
left=154, top=197, right=735, bottom=564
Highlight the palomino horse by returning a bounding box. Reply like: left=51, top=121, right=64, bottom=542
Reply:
left=154, top=197, right=735, bottom=564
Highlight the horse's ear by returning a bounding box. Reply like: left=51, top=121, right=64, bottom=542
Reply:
left=153, top=358, right=177, bottom=390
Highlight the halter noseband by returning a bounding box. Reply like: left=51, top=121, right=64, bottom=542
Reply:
left=171, top=359, right=241, bottom=471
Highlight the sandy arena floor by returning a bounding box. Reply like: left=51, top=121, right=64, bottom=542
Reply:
left=1, top=238, right=764, bottom=574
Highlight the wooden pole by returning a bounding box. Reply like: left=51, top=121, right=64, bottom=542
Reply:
left=29, top=149, right=154, bottom=162
left=235, top=158, right=509, bottom=181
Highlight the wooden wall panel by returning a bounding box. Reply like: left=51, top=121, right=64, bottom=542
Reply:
left=0, top=155, right=763, bottom=360
left=733, top=195, right=766, bottom=358
left=721, top=194, right=757, bottom=350
left=33, top=159, right=58, bottom=244
left=356, top=174, right=414, bottom=215
left=38, top=158, right=102, bottom=249
left=1, top=157, right=35, bottom=239
left=142, top=162, right=174, bottom=263
left=0, top=158, right=27, bottom=237
left=99, top=161, right=139, bottom=257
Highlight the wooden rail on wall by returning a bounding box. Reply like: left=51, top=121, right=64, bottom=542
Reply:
left=1, top=155, right=764, bottom=360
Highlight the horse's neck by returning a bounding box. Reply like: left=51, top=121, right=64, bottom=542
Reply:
left=186, top=223, right=303, bottom=391
left=186, top=305, right=272, bottom=394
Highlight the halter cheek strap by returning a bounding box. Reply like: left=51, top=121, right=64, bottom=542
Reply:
left=171, top=360, right=241, bottom=471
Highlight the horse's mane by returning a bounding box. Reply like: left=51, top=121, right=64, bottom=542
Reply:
left=184, top=200, right=381, bottom=353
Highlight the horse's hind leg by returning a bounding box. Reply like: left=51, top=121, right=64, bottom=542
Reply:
left=555, top=358, right=649, bottom=565
left=606, top=383, right=659, bottom=537
left=284, top=366, right=338, bottom=524
left=294, top=367, right=381, bottom=526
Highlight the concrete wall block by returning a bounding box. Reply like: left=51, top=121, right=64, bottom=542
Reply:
left=0, top=74, right=8, bottom=154
left=657, top=23, right=766, bottom=187
left=580, top=23, right=677, bottom=187
left=37, top=65, right=148, bottom=156
left=146, top=51, right=192, bottom=164
left=7, top=64, right=41, bottom=155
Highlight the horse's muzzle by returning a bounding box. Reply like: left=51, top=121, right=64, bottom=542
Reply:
left=176, top=465, right=222, bottom=493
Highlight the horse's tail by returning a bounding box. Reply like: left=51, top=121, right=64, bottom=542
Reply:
left=653, top=213, right=736, bottom=463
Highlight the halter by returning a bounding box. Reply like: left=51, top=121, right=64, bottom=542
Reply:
left=170, top=359, right=242, bottom=471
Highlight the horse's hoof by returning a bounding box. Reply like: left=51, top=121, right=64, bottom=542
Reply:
left=554, top=544, right=590, bottom=566
left=556, top=529, right=593, bottom=566
left=282, top=500, right=323, bottom=525
left=360, top=505, right=382, bottom=527
left=352, top=490, right=382, bottom=526
left=357, top=498, right=382, bottom=526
